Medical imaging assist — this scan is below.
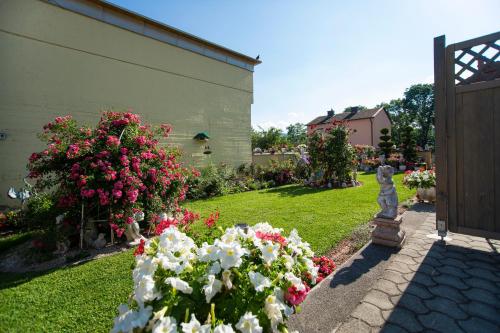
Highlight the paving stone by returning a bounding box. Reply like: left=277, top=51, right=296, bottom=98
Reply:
left=462, top=288, right=500, bottom=307
left=465, top=259, right=500, bottom=273
left=410, top=272, right=437, bottom=287
left=396, top=282, right=409, bottom=293
left=388, top=261, right=413, bottom=274
left=431, top=274, right=469, bottom=290
left=458, top=316, right=500, bottom=333
left=459, top=301, right=500, bottom=325
left=465, top=251, right=499, bottom=264
left=443, top=258, right=469, bottom=269
left=399, top=248, right=420, bottom=259
left=426, top=250, right=446, bottom=260
left=393, top=294, right=428, bottom=314
left=405, top=263, right=422, bottom=273
left=467, top=267, right=500, bottom=282
left=463, top=277, right=499, bottom=293
left=423, top=298, right=468, bottom=319
left=417, top=263, right=440, bottom=277
left=418, top=312, right=464, bottom=333
left=436, top=264, right=470, bottom=279
left=441, top=250, right=467, bottom=262
left=364, top=290, right=394, bottom=310
left=385, top=307, right=423, bottom=333
left=420, top=257, right=443, bottom=268
left=384, top=270, right=408, bottom=284
left=336, top=318, right=372, bottom=333
left=373, top=279, right=400, bottom=296
left=393, top=255, right=416, bottom=266
left=404, top=283, right=434, bottom=300
left=428, top=285, right=467, bottom=303
left=352, top=302, right=385, bottom=327
left=380, top=323, right=408, bottom=333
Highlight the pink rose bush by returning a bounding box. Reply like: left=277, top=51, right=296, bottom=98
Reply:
left=27, top=111, right=197, bottom=234
left=112, top=223, right=319, bottom=333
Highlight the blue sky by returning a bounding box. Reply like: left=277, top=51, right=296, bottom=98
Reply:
left=108, top=0, right=500, bottom=130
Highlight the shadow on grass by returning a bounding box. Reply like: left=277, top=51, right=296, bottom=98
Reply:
left=330, top=243, right=398, bottom=288
left=0, top=267, right=59, bottom=291
left=263, top=184, right=351, bottom=197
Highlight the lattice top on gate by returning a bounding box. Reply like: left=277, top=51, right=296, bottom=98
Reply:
left=454, top=35, right=500, bottom=85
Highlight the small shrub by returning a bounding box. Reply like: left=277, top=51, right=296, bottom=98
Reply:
left=378, top=128, right=393, bottom=158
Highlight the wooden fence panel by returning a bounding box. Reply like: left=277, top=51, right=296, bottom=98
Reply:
left=434, top=31, right=500, bottom=239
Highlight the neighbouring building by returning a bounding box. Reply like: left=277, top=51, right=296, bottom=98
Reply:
left=306, top=107, right=392, bottom=146
left=0, top=0, right=260, bottom=206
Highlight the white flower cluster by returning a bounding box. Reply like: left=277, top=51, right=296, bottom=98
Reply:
left=112, top=222, right=317, bottom=333
left=403, top=169, right=436, bottom=189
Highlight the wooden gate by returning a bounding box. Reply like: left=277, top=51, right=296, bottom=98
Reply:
left=434, top=31, right=500, bottom=239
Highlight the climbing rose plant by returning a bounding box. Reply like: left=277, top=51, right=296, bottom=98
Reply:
left=112, top=223, right=319, bottom=333
left=27, top=111, right=198, bottom=235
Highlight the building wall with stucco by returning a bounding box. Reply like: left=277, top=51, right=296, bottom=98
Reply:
left=0, top=0, right=258, bottom=206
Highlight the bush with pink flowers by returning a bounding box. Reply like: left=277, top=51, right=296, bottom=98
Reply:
left=27, top=111, right=198, bottom=237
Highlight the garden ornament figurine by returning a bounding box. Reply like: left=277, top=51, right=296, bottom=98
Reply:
left=376, top=165, right=398, bottom=219
left=125, top=211, right=145, bottom=245
left=92, top=233, right=107, bottom=249
left=371, top=165, right=405, bottom=247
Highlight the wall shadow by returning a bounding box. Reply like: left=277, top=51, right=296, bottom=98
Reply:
left=330, top=243, right=398, bottom=288
left=382, top=242, right=500, bottom=332
left=262, top=184, right=332, bottom=197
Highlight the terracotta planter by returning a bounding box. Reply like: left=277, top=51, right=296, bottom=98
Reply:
left=417, top=187, right=436, bottom=203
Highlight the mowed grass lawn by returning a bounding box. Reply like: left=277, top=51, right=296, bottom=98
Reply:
left=0, top=172, right=413, bottom=333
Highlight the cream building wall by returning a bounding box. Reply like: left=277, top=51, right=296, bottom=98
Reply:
left=0, top=0, right=257, bottom=206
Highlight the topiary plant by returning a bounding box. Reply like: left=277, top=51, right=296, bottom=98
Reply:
left=400, top=125, right=417, bottom=163
left=378, top=128, right=393, bottom=158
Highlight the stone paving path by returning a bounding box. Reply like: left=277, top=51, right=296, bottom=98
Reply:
left=336, top=215, right=500, bottom=333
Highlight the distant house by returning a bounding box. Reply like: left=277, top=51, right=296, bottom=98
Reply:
left=306, top=107, right=391, bottom=146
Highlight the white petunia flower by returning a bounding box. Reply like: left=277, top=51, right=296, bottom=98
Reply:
left=209, top=261, right=222, bottom=275
left=181, top=314, right=211, bottom=333
left=220, top=227, right=240, bottom=244
left=133, top=256, right=158, bottom=284
left=203, top=274, right=223, bottom=303
left=134, top=275, right=160, bottom=305
left=264, top=295, right=284, bottom=330
left=111, top=304, right=152, bottom=333
left=197, top=242, right=220, bottom=262
left=152, top=315, right=177, bottom=333
left=165, top=277, right=193, bottom=294
left=303, top=257, right=319, bottom=283
left=285, top=272, right=306, bottom=291
left=213, top=324, right=235, bottom=333
left=259, top=241, right=280, bottom=264
left=222, top=270, right=233, bottom=290
left=248, top=271, right=271, bottom=292
left=236, top=312, right=263, bottom=333
left=216, top=240, right=247, bottom=269
left=282, top=255, right=295, bottom=271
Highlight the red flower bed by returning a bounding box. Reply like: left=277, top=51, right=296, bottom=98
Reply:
left=27, top=111, right=198, bottom=236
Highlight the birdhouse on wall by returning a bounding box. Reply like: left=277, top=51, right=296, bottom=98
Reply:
left=193, top=132, right=210, bottom=141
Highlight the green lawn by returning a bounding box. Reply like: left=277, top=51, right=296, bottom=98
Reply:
left=0, top=172, right=413, bottom=332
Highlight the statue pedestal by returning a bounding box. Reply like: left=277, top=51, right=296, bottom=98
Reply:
left=371, top=215, right=406, bottom=248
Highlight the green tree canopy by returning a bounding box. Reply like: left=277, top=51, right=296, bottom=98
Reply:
left=286, top=123, right=307, bottom=146
left=251, top=126, right=286, bottom=150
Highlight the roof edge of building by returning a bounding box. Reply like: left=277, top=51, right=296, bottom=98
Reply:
left=43, top=0, right=261, bottom=71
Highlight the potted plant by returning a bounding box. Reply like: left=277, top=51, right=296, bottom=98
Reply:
left=403, top=169, right=436, bottom=202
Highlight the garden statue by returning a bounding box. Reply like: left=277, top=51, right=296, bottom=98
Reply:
left=371, top=165, right=405, bottom=247
left=92, top=233, right=106, bottom=249
left=376, top=165, right=398, bottom=219
left=124, top=211, right=145, bottom=245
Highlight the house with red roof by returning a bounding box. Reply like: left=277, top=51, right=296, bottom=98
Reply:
left=306, top=107, right=391, bottom=146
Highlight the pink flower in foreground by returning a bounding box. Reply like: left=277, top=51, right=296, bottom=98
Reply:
left=81, top=188, right=95, bottom=198
left=106, top=135, right=120, bottom=147
left=285, top=285, right=309, bottom=306
left=126, top=188, right=139, bottom=203
left=66, top=144, right=80, bottom=159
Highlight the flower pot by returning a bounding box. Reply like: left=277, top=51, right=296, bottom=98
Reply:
left=416, top=186, right=436, bottom=203
left=399, top=165, right=406, bottom=171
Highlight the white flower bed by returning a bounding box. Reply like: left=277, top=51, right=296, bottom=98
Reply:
left=112, top=223, right=318, bottom=333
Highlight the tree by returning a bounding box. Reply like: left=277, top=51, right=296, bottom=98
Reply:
left=378, top=128, right=393, bottom=158
left=377, top=99, right=413, bottom=146
left=251, top=127, right=286, bottom=150
left=403, top=84, right=434, bottom=148
left=286, top=123, right=307, bottom=146
left=343, top=105, right=367, bottom=113
left=400, top=125, right=417, bottom=163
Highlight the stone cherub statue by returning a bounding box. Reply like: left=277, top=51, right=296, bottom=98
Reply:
left=124, top=211, right=145, bottom=245
left=376, top=165, right=398, bottom=219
